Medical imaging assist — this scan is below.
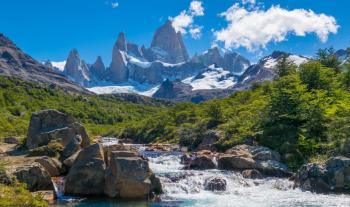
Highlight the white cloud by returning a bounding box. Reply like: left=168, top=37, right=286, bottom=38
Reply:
left=111, top=2, right=119, bottom=8
left=242, top=0, right=256, bottom=5
left=171, top=0, right=204, bottom=39
left=190, top=1, right=204, bottom=16
left=190, top=26, right=203, bottom=39
left=214, top=4, right=339, bottom=51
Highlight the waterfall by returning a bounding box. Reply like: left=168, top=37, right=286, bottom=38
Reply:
left=52, top=177, right=65, bottom=199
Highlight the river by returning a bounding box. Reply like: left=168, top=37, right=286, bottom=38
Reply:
left=55, top=142, right=350, bottom=207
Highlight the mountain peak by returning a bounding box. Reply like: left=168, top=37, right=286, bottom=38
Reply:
left=149, top=21, right=189, bottom=63
left=115, top=32, right=127, bottom=51
left=0, top=33, right=16, bottom=48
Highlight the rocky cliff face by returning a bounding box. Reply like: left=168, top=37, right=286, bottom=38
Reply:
left=146, top=20, right=189, bottom=64
left=64, top=49, right=90, bottom=85
left=90, top=56, right=105, bottom=80
left=0, top=33, right=89, bottom=94
left=223, top=52, right=250, bottom=75
left=108, top=33, right=129, bottom=83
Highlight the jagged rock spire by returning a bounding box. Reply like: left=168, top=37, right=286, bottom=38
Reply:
left=148, top=20, right=189, bottom=63
left=90, top=56, right=105, bottom=80
left=108, top=33, right=129, bottom=83
left=115, top=32, right=127, bottom=51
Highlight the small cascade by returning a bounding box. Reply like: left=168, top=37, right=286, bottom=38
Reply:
left=146, top=152, right=350, bottom=207
left=100, top=137, right=119, bottom=146
left=52, top=177, right=65, bottom=199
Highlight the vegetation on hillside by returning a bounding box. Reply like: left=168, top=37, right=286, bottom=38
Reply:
left=0, top=48, right=349, bottom=170
left=113, top=48, right=350, bottom=169
left=0, top=77, right=166, bottom=138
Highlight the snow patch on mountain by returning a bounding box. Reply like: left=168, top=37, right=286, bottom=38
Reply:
left=182, top=65, right=236, bottom=90
left=288, top=55, right=308, bottom=66
left=87, top=80, right=160, bottom=97
left=51, top=61, right=66, bottom=72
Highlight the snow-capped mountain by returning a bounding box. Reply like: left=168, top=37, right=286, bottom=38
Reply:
left=44, top=21, right=312, bottom=102
left=236, top=51, right=309, bottom=89
left=182, top=65, right=237, bottom=90
left=45, top=21, right=251, bottom=100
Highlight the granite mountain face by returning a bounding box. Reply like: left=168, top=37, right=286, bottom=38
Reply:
left=0, top=33, right=89, bottom=94
left=0, top=21, right=314, bottom=102
left=45, top=21, right=255, bottom=100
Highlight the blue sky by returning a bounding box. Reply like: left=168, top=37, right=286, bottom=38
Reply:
left=0, top=0, right=349, bottom=64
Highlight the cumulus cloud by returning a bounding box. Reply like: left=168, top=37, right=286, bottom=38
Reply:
left=241, top=0, right=256, bottom=5
left=111, top=1, right=119, bottom=8
left=189, top=26, right=203, bottom=39
left=214, top=4, right=339, bottom=51
left=171, top=0, right=204, bottom=39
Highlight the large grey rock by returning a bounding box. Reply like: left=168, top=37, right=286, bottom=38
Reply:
left=219, top=145, right=290, bottom=177
left=204, top=177, right=227, bottom=191
left=146, top=20, right=189, bottom=64
left=189, top=155, right=216, bottom=170
left=13, top=163, right=54, bottom=191
left=35, top=156, right=63, bottom=177
left=295, top=156, right=350, bottom=193
left=104, top=151, right=162, bottom=199
left=64, top=144, right=106, bottom=195
left=26, top=110, right=90, bottom=159
left=196, top=130, right=220, bottom=151
left=218, top=155, right=256, bottom=170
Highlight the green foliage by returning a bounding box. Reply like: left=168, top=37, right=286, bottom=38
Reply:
left=275, top=55, right=297, bottom=78
left=28, top=140, right=64, bottom=157
left=342, top=61, right=350, bottom=90
left=0, top=182, right=48, bottom=207
left=316, top=47, right=341, bottom=69
left=0, top=77, right=164, bottom=138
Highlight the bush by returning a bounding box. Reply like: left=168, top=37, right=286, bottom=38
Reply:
left=0, top=183, right=48, bottom=207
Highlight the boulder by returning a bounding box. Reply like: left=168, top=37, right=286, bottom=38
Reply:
left=62, top=149, right=81, bottom=169
left=189, top=155, right=216, bottom=170
left=221, top=145, right=290, bottom=177
left=204, top=177, right=227, bottom=191
left=2, top=137, right=19, bottom=144
left=35, top=156, right=63, bottom=177
left=242, top=169, right=263, bottom=179
left=218, top=155, right=255, bottom=170
left=196, top=130, right=220, bottom=152
left=13, top=163, right=54, bottom=191
left=26, top=110, right=90, bottom=158
left=61, top=134, right=82, bottom=160
left=64, top=144, right=106, bottom=195
left=254, top=160, right=291, bottom=177
left=295, top=156, right=350, bottom=193
left=104, top=151, right=162, bottom=199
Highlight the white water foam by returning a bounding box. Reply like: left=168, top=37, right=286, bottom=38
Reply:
left=148, top=153, right=350, bottom=207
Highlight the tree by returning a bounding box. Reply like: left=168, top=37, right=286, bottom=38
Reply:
left=275, top=55, right=297, bottom=78
left=316, top=47, right=341, bottom=70
left=205, top=102, right=223, bottom=128
left=299, top=61, right=338, bottom=92
left=343, top=61, right=350, bottom=90
left=261, top=75, right=308, bottom=149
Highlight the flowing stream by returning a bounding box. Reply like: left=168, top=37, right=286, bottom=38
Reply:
left=55, top=139, right=350, bottom=207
